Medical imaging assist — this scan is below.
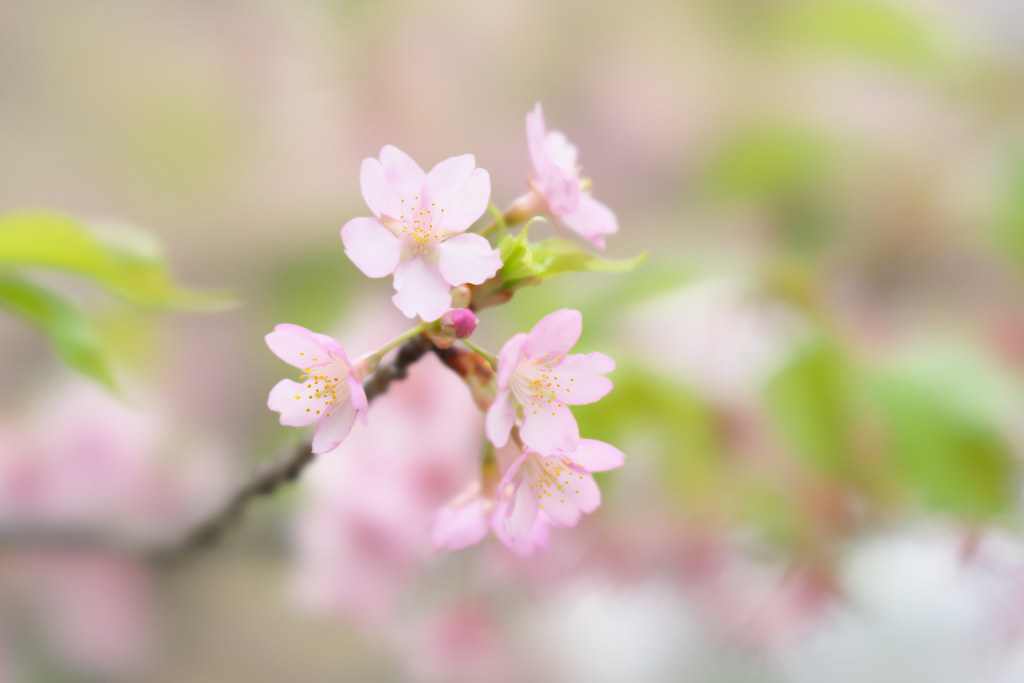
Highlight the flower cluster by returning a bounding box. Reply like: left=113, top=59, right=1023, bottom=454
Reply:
left=266, top=104, right=628, bottom=554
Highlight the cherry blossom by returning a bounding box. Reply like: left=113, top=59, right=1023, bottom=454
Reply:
left=432, top=480, right=549, bottom=557
left=266, top=324, right=370, bottom=454
left=498, top=439, right=625, bottom=540
left=521, top=103, right=619, bottom=249
left=341, top=146, right=502, bottom=321
left=486, top=309, right=614, bottom=455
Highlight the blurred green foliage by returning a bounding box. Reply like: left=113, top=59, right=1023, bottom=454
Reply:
left=0, top=275, right=116, bottom=389
left=0, top=212, right=232, bottom=388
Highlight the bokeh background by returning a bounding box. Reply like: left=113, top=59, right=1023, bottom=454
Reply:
left=4, top=0, right=1024, bottom=680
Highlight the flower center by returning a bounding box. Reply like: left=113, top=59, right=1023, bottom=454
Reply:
left=510, top=357, right=566, bottom=416
left=527, top=455, right=571, bottom=497
left=299, top=357, right=351, bottom=414
left=388, top=195, right=446, bottom=257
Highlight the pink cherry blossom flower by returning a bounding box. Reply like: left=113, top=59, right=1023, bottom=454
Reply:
left=522, top=103, right=619, bottom=249
left=499, top=439, right=625, bottom=540
left=341, top=146, right=503, bottom=322
left=266, top=324, right=370, bottom=454
left=432, top=479, right=549, bottom=557
left=485, top=309, right=614, bottom=456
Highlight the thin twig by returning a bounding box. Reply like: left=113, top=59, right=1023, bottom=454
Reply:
left=152, top=334, right=434, bottom=564
left=0, top=335, right=435, bottom=564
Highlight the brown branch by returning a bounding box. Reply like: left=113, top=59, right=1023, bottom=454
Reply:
left=152, top=334, right=434, bottom=564
left=0, top=335, right=436, bottom=564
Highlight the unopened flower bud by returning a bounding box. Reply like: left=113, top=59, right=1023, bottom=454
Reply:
left=442, top=308, right=478, bottom=340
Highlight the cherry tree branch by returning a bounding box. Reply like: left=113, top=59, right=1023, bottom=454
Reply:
left=0, top=334, right=436, bottom=563
left=153, top=334, right=435, bottom=564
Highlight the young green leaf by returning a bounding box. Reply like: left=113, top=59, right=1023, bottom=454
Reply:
left=0, top=211, right=233, bottom=310
left=530, top=238, right=647, bottom=278
left=0, top=275, right=116, bottom=389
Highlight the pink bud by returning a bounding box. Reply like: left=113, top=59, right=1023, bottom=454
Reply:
left=442, top=309, right=478, bottom=339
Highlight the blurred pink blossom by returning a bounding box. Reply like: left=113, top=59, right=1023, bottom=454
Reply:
left=517, top=102, right=619, bottom=249
left=341, top=145, right=502, bottom=321
left=0, top=381, right=233, bottom=680
left=432, top=479, right=550, bottom=557
left=290, top=353, right=481, bottom=624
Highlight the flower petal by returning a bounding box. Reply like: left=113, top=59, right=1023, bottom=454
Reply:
left=526, top=102, right=549, bottom=176
left=502, top=471, right=540, bottom=541
left=559, top=195, right=618, bottom=249
left=566, top=439, right=626, bottom=473
left=347, top=373, right=368, bottom=426
left=551, top=352, right=615, bottom=405
left=379, top=145, right=426, bottom=200
left=492, top=495, right=549, bottom=556
left=437, top=233, right=502, bottom=286
left=424, top=154, right=476, bottom=207
left=360, top=157, right=402, bottom=219
left=432, top=497, right=489, bottom=551
left=519, top=401, right=579, bottom=456
left=341, top=217, right=402, bottom=278
left=391, top=257, right=452, bottom=321
left=265, top=324, right=332, bottom=369
left=485, top=387, right=515, bottom=448
left=268, top=379, right=324, bottom=427
left=544, top=130, right=579, bottom=175
left=310, top=401, right=357, bottom=454
left=526, top=309, right=582, bottom=361
left=538, top=461, right=600, bottom=527
left=436, top=168, right=491, bottom=234
left=496, top=333, right=528, bottom=388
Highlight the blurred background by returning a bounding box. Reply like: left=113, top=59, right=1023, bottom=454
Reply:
left=3, top=0, right=1024, bottom=680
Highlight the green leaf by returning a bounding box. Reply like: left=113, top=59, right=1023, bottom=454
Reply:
left=496, top=221, right=541, bottom=286
left=704, top=126, right=835, bottom=203
left=0, top=211, right=233, bottom=310
left=765, top=340, right=852, bottom=477
left=769, top=0, right=941, bottom=68
left=0, top=275, right=115, bottom=389
left=866, top=346, right=1019, bottom=519
left=530, top=238, right=647, bottom=278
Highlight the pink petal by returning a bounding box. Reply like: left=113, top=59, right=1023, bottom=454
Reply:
left=526, top=309, right=582, bottom=361
left=492, top=495, right=549, bottom=556
left=567, top=439, right=626, bottom=472
left=311, top=401, right=358, bottom=454
left=538, top=167, right=581, bottom=217
left=437, top=233, right=502, bottom=286
left=485, top=388, right=515, bottom=448
left=526, top=102, right=549, bottom=176
left=311, top=333, right=349, bottom=363
left=559, top=195, right=618, bottom=249
left=519, top=401, right=579, bottom=456
left=379, top=145, right=426, bottom=200
left=424, top=154, right=476, bottom=207
left=496, top=333, right=528, bottom=388
left=360, top=157, right=402, bottom=219
left=537, top=461, right=601, bottom=527
left=391, top=257, right=452, bottom=322
left=265, top=324, right=332, bottom=369
left=544, top=130, right=579, bottom=174
left=436, top=168, right=491, bottom=234
left=502, top=470, right=540, bottom=541
left=347, top=374, right=368, bottom=425
left=551, top=352, right=615, bottom=405
left=341, top=217, right=402, bottom=278
left=268, top=379, right=325, bottom=427
left=432, top=497, right=489, bottom=551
